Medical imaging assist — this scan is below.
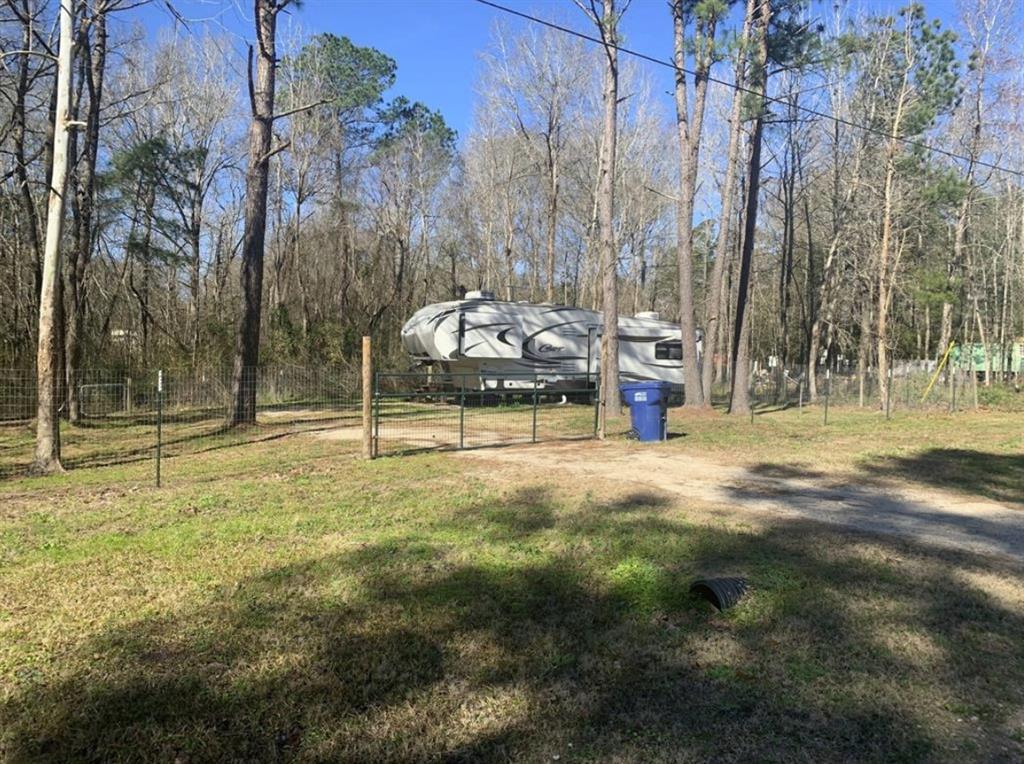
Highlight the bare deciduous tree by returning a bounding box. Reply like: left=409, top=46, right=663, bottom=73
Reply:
left=728, top=0, right=770, bottom=416
left=33, top=0, right=74, bottom=473
left=701, top=0, right=753, bottom=403
left=577, top=0, right=628, bottom=432
left=672, top=0, right=725, bottom=408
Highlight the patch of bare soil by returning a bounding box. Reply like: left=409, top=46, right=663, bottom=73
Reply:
left=313, top=425, right=534, bottom=450
left=313, top=426, right=363, bottom=441
left=459, top=440, right=1024, bottom=562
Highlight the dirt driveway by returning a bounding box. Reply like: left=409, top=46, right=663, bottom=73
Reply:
left=460, top=440, right=1024, bottom=562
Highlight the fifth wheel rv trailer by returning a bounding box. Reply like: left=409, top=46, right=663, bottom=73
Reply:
left=400, top=290, right=701, bottom=392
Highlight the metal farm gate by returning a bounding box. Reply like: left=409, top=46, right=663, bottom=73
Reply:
left=372, top=371, right=599, bottom=456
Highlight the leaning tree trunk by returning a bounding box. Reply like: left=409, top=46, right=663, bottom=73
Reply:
left=729, top=115, right=764, bottom=416
left=33, top=0, right=74, bottom=473
left=229, top=0, right=282, bottom=426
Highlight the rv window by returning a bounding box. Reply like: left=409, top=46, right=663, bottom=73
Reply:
left=655, top=341, right=683, bottom=360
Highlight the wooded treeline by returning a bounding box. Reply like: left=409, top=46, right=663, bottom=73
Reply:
left=2, top=0, right=1022, bottom=464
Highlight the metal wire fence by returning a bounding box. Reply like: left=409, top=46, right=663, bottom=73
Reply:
left=742, top=364, right=1024, bottom=416
left=4, top=359, right=1021, bottom=480
left=373, top=372, right=600, bottom=456
left=0, top=366, right=362, bottom=479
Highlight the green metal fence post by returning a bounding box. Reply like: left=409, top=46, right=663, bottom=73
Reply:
left=593, top=375, right=600, bottom=437
left=531, top=374, right=538, bottom=443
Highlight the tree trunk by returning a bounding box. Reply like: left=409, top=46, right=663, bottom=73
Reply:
left=13, top=0, right=42, bottom=294
left=33, top=0, right=74, bottom=473
left=65, top=5, right=107, bottom=424
left=545, top=138, right=560, bottom=303
left=595, top=0, right=622, bottom=432
left=998, top=241, right=1011, bottom=379
left=923, top=302, right=930, bottom=359
left=230, top=0, right=283, bottom=426
left=777, top=98, right=797, bottom=404
left=974, top=296, right=990, bottom=387
left=875, top=145, right=899, bottom=409
left=938, top=200, right=969, bottom=369
left=858, top=283, right=872, bottom=407
left=801, top=178, right=814, bottom=374
left=701, top=0, right=753, bottom=403
left=189, top=190, right=203, bottom=367
left=874, top=39, right=915, bottom=408
left=729, top=119, right=763, bottom=416
left=139, top=185, right=156, bottom=365
left=672, top=0, right=716, bottom=408
left=728, top=0, right=770, bottom=416
left=713, top=256, right=730, bottom=386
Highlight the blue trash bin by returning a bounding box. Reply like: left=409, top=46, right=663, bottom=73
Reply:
left=620, top=381, right=670, bottom=441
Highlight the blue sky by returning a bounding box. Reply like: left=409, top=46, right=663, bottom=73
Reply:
left=130, top=0, right=1017, bottom=141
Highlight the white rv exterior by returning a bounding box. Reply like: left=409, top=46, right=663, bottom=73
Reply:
left=401, top=291, right=700, bottom=391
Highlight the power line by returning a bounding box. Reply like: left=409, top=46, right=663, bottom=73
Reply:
left=472, top=0, right=1024, bottom=180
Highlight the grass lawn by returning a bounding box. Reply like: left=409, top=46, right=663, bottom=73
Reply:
left=1, top=408, right=1023, bottom=761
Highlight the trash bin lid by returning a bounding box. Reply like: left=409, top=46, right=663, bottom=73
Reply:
left=619, top=380, right=671, bottom=392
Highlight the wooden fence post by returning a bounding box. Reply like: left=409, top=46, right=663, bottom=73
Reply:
left=362, top=336, right=372, bottom=459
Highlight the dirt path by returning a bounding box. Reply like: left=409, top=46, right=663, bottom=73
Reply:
left=460, top=441, right=1024, bottom=562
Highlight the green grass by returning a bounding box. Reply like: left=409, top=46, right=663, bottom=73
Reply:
left=1, top=411, right=1024, bottom=761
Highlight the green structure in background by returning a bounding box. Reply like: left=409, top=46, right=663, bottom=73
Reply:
left=951, top=339, right=1024, bottom=375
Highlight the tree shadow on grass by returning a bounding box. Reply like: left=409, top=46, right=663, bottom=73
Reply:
left=0, top=408, right=360, bottom=480
left=747, top=462, right=826, bottom=480
left=0, top=420, right=352, bottom=479
left=595, top=490, right=670, bottom=513
left=60, top=424, right=346, bottom=472
left=860, top=448, right=1024, bottom=507
left=3, top=486, right=1024, bottom=761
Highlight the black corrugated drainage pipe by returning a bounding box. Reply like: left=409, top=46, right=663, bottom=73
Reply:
left=689, top=577, right=749, bottom=611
